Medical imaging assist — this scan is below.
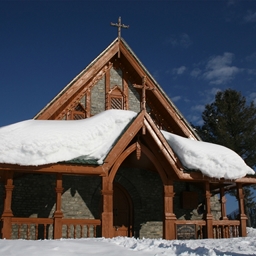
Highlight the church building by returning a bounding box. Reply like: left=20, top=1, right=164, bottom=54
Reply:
left=0, top=19, right=255, bottom=240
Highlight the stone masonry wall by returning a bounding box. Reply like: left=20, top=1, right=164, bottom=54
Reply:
left=128, top=81, right=140, bottom=113
left=5, top=174, right=101, bottom=239
left=110, top=68, right=123, bottom=90
left=1, top=173, right=222, bottom=239
left=91, top=76, right=105, bottom=115
left=90, top=68, right=140, bottom=114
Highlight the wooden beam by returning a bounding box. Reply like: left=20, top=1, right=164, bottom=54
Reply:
left=103, top=111, right=145, bottom=172
left=143, top=117, right=183, bottom=178
left=0, top=163, right=106, bottom=176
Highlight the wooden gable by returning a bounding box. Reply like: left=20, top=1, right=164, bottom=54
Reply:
left=34, top=38, right=198, bottom=140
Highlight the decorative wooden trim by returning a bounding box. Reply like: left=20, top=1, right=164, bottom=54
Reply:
left=143, top=117, right=182, bottom=178
left=57, top=62, right=113, bottom=120
left=109, top=142, right=168, bottom=183
left=103, top=111, right=144, bottom=171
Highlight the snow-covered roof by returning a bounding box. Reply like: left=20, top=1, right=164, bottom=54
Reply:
left=0, top=110, right=254, bottom=180
left=162, top=131, right=254, bottom=180
left=0, top=110, right=137, bottom=166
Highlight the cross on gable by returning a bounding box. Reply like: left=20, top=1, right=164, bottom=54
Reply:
left=111, top=17, right=129, bottom=58
left=110, top=17, right=129, bottom=39
left=133, top=76, right=152, bottom=111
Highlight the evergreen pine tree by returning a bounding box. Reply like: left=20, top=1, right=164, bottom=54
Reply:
left=195, top=89, right=256, bottom=226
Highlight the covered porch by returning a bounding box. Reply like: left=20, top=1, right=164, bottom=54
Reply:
left=0, top=156, right=251, bottom=240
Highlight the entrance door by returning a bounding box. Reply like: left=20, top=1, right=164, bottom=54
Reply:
left=113, top=183, right=133, bottom=237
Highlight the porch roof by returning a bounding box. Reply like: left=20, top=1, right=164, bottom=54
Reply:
left=0, top=110, right=254, bottom=180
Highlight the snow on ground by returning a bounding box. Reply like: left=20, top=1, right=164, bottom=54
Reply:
left=162, top=131, right=255, bottom=180
left=0, top=228, right=256, bottom=256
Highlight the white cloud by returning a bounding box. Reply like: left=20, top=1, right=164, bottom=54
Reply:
left=167, top=33, right=192, bottom=48
left=244, top=11, right=256, bottom=23
left=248, top=92, right=256, bottom=104
left=190, top=68, right=202, bottom=78
left=172, top=66, right=186, bottom=75
left=180, top=33, right=192, bottom=48
left=187, top=114, right=203, bottom=126
left=171, top=95, right=181, bottom=102
left=246, top=52, right=256, bottom=62
left=247, top=69, right=256, bottom=75
left=203, top=52, right=242, bottom=85
left=192, top=105, right=205, bottom=112
left=227, top=0, right=236, bottom=6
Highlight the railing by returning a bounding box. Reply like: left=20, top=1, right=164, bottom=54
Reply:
left=174, top=220, right=240, bottom=239
left=11, top=217, right=54, bottom=240
left=61, top=219, right=101, bottom=239
left=175, top=220, right=206, bottom=239
left=11, top=218, right=101, bottom=240
left=212, top=220, right=240, bottom=238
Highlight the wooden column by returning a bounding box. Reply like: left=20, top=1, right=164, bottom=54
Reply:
left=220, top=186, right=228, bottom=220
left=105, top=69, right=110, bottom=110
left=53, top=173, right=63, bottom=239
left=86, top=90, right=91, bottom=118
left=237, top=183, right=247, bottom=237
left=123, top=71, right=129, bottom=110
left=101, top=176, right=113, bottom=238
left=163, top=181, right=176, bottom=240
left=1, top=171, right=14, bottom=239
left=205, top=181, right=213, bottom=238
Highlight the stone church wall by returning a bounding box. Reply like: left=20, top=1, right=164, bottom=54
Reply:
left=128, top=81, right=141, bottom=113
left=1, top=174, right=101, bottom=239
left=0, top=172, right=221, bottom=239
left=90, top=68, right=141, bottom=116
left=110, top=68, right=123, bottom=90
left=91, top=76, right=105, bottom=116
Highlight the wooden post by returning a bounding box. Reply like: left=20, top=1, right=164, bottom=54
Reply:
left=237, top=183, right=247, bottom=237
left=105, top=68, right=110, bottom=110
left=101, top=176, right=113, bottom=238
left=1, top=171, right=14, bottom=239
left=205, top=181, right=213, bottom=238
left=163, top=181, right=176, bottom=240
left=220, top=186, right=228, bottom=220
left=54, top=173, right=63, bottom=239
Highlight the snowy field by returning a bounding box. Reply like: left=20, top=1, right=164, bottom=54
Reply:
left=0, top=228, right=256, bottom=256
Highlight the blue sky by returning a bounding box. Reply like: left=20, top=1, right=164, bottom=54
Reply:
left=0, top=0, right=255, bottom=213
left=0, top=0, right=256, bottom=127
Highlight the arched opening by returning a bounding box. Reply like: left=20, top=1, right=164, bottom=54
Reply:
left=113, top=183, right=133, bottom=237
left=109, top=143, right=166, bottom=238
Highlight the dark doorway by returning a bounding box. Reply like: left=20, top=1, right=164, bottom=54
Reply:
left=113, top=183, right=133, bottom=237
